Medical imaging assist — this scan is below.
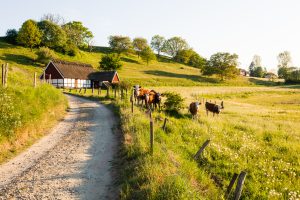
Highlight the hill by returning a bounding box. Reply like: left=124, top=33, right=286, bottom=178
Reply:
left=0, top=39, right=280, bottom=87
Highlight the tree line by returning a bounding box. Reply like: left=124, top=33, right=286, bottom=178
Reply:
left=5, top=14, right=94, bottom=56
left=248, top=52, right=300, bottom=83
left=102, top=35, right=239, bottom=80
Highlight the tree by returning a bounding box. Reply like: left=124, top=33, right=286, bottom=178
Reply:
left=140, top=47, right=156, bottom=65
left=5, top=29, right=18, bottom=44
left=204, top=52, right=239, bottom=80
left=108, top=35, right=132, bottom=55
left=277, top=51, right=292, bottom=79
left=150, top=35, right=166, bottom=57
left=277, top=51, right=292, bottom=68
left=36, top=47, right=56, bottom=64
left=252, top=66, right=264, bottom=78
left=188, top=53, right=207, bottom=70
left=174, top=49, right=195, bottom=64
left=17, top=20, right=42, bottom=50
left=99, top=54, right=122, bottom=71
left=62, top=21, right=94, bottom=47
left=249, top=55, right=263, bottom=77
left=41, top=13, right=65, bottom=25
left=253, top=55, right=262, bottom=68
left=132, top=37, right=148, bottom=57
left=163, top=36, right=189, bottom=58
left=38, top=20, right=67, bottom=49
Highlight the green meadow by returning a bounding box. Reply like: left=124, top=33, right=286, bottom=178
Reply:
left=1, top=38, right=299, bottom=199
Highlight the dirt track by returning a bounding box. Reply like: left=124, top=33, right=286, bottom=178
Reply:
left=0, top=95, right=119, bottom=199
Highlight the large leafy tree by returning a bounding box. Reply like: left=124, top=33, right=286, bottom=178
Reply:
left=38, top=20, right=67, bottom=49
left=150, top=35, right=166, bottom=57
left=99, top=54, right=122, bottom=71
left=62, top=21, right=93, bottom=47
left=17, top=20, right=42, bottom=50
left=188, top=53, right=207, bottom=70
left=163, top=36, right=189, bottom=58
left=277, top=51, right=292, bottom=79
left=204, top=52, right=239, bottom=80
left=132, top=37, right=148, bottom=57
left=249, top=55, right=263, bottom=77
left=140, top=46, right=156, bottom=65
left=108, top=35, right=132, bottom=55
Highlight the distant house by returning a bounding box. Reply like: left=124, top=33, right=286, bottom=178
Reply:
left=40, top=60, right=120, bottom=88
left=239, top=68, right=250, bottom=76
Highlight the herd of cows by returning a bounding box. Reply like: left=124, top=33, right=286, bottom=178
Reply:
left=131, top=85, right=224, bottom=118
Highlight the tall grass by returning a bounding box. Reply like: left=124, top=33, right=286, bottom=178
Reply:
left=0, top=64, right=67, bottom=163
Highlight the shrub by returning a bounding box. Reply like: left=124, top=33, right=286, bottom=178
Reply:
left=36, top=47, right=56, bottom=64
left=62, top=41, right=79, bottom=56
left=163, top=92, right=185, bottom=115
left=5, top=29, right=18, bottom=44
left=99, top=53, right=122, bottom=71
left=0, top=89, right=21, bottom=137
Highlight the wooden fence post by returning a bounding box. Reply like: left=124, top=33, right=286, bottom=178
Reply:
left=92, top=82, right=94, bottom=96
left=233, top=171, right=247, bottom=200
left=1, top=64, right=4, bottom=86
left=194, top=139, right=211, bottom=160
left=130, top=94, right=134, bottom=113
left=43, top=71, right=45, bottom=83
left=225, top=173, right=238, bottom=199
left=84, top=86, right=87, bottom=94
left=106, top=87, right=109, bottom=97
left=150, top=111, right=154, bottom=155
left=162, top=118, right=168, bottom=132
left=34, top=72, right=37, bottom=88
left=49, top=74, right=52, bottom=84
left=4, top=63, right=8, bottom=87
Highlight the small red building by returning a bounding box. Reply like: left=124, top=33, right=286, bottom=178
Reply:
left=40, top=60, right=120, bottom=88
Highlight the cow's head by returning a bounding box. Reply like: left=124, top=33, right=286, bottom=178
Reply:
left=155, top=93, right=162, bottom=102
left=133, top=85, right=141, bottom=96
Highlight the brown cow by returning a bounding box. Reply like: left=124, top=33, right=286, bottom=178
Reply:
left=145, top=90, right=162, bottom=110
left=189, top=102, right=201, bottom=119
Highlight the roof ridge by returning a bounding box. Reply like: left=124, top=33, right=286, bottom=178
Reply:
left=51, top=59, right=93, bottom=68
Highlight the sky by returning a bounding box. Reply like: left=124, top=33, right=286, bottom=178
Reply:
left=1, top=0, right=300, bottom=71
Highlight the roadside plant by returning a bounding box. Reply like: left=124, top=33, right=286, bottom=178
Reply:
left=0, top=89, right=21, bottom=137
left=163, top=92, right=185, bottom=115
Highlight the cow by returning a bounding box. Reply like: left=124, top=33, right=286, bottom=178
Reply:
left=145, top=90, right=162, bottom=111
left=205, top=101, right=224, bottom=116
left=189, top=102, right=201, bottom=119
left=133, top=85, right=141, bottom=104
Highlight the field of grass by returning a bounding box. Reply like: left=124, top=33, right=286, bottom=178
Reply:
left=115, top=86, right=300, bottom=199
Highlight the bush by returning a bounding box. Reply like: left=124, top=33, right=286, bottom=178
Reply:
left=36, top=47, right=56, bottom=64
left=0, top=89, right=21, bottom=137
left=99, top=53, right=122, bottom=71
left=163, top=92, right=185, bottom=115
left=5, top=29, right=18, bottom=44
left=62, top=41, right=79, bottom=56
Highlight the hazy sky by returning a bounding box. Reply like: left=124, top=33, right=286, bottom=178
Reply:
left=1, top=0, right=300, bottom=71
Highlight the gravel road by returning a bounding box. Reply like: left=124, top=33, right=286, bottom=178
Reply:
left=0, top=94, right=119, bottom=200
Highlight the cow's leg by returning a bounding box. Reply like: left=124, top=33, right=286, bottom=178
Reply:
left=206, top=109, right=208, bottom=116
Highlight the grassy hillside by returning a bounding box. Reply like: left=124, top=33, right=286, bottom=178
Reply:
left=0, top=41, right=67, bottom=164
left=0, top=39, right=282, bottom=87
